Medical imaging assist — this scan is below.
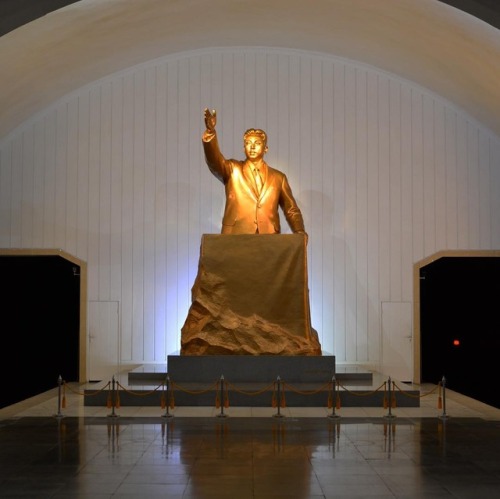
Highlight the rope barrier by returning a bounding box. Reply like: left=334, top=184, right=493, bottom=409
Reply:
left=383, top=378, right=397, bottom=419
left=338, top=382, right=386, bottom=396
left=161, top=375, right=175, bottom=419
left=438, top=376, right=450, bottom=420
left=51, top=372, right=449, bottom=419
left=116, top=382, right=164, bottom=397
left=107, top=376, right=119, bottom=418
left=63, top=380, right=111, bottom=397
left=273, top=377, right=286, bottom=418
left=171, top=380, right=218, bottom=395
left=393, top=381, right=440, bottom=399
left=215, top=375, right=229, bottom=418
left=327, top=377, right=341, bottom=419
left=54, top=375, right=64, bottom=418
left=283, top=380, right=330, bottom=395
left=225, top=380, right=275, bottom=396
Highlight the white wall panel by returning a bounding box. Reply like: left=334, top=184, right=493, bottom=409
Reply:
left=422, top=95, right=436, bottom=258
left=310, top=59, right=323, bottom=347
left=42, top=111, right=57, bottom=248
left=377, top=75, right=391, bottom=306
left=479, top=132, right=492, bottom=249
left=120, top=72, right=135, bottom=362
left=400, top=85, right=413, bottom=304
left=0, top=143, right=12, bottom=246
left=1, top=47, right=499, bottom=377
left=343, top=65, right=357, bottom=361
left=320, top=61, right=335, bottom=354
left=109, top=78, right=124, bottom=304
left=54, top=106, right=68, bottom=251
left=332, top=63, right=346, bottom=360
left=98, top=81, right=112, bottom=302
left=434, top=102, right=447, bottom=254
left=88, top=86, right=101, bottom=301
left=456, top=118, right=469, bottom=249
left=492, top=139, right=500, bottom=248
left=33, top=120, right=45, bottom=247
left=65, top=98, right=79, bottom=256
left=444, top=108, right=458, bottom=249
left=389, top=80, right=402, bottom=302
left=287, top=54, right=301, bottom=226
left=76, top=91, right=90, bottom=261
left=10, top=136, right=22, bottom=247
left=144, top=65, right=157, bottom=362
left=21, top=127, right=34, bottom=247
left=165, top=60, right=181, bottom=353
left=355, top=68, right=368, bottom=361
left=131, top=69, right=146, bottom=363
left=410, top=90, right=425, bottom=262
left=366, top=72, right=381, bottom=363
left=467, top=123, right=481, bottom=247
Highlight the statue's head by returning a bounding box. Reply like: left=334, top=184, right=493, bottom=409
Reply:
left=243, top=128, right=267, bottom=146
left=243, top=129, right=268, bottom=161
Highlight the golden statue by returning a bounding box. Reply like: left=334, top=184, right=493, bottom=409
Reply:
left=203, top=108, right=307, bottom=238
left=179, top=110, right=322, bottom=356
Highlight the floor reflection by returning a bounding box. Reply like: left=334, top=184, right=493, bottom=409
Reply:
left=0, top=416, right=499, bottom=498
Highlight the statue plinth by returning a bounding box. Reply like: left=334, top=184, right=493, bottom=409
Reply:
left=180, top=234, right=322, bottom=355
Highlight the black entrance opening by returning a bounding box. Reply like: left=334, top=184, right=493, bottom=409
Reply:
left=0, top=255, right=80, bottom=409
left=420, top=256, right=500, bottom=409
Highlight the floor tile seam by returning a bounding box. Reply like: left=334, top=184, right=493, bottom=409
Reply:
left=375, top=471, right=440, bottom=498
left=118, top=455, right=168, bottom=496
left=307, top=457, right=330, bottom=498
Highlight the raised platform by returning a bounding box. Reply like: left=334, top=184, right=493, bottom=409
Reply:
left=164, top=354, right=335, bottom=383
left=126, top=357, right=372, bottom=384
left=83, top=357, right=420, bottom=408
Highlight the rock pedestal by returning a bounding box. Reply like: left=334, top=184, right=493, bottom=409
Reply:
left=181, top=234, right=321, bottom=356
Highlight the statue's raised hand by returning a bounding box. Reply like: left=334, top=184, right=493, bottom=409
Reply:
left=204, top=108, right=217, bottom=133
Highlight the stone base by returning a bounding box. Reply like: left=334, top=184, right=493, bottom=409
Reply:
left=167, top=354, right=335, bottom=383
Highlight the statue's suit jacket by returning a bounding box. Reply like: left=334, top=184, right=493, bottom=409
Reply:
left=203, top=132, right=305, bottom=235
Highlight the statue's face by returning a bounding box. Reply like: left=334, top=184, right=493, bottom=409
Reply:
left=244, top=135, right=268, bottom=161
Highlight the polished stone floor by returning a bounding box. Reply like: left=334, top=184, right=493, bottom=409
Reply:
left=0, top=384, right=499, bottom=498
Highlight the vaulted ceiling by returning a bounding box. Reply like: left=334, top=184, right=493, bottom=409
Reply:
left=1, top=0, right=499, bottom=139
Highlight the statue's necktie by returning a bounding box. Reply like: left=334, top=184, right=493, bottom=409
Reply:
left=254, top=169, right=263, bottom=193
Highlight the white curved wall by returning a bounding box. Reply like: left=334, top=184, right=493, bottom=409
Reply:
left=1, top=47, right=499, bottom=376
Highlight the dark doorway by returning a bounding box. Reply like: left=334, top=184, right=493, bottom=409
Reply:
left=420, top=256, right=500, bottom=408
left=0, top=255, right=80, bottom=409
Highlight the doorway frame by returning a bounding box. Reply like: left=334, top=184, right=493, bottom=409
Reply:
left=413, top=249, right=500, bottom=383
left=0, top=248, right=87, bottom=382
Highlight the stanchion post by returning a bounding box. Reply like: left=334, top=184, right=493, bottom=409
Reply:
left=383, top=376, right=396, bottom=420
left=54, top=375, right=64, bottom=419
left=162, top=374, right=174, bottom=419
left=216, top=375, right=228, bottom=418
left=107, top=375, right=119, bottom=418
left=328, top=375, right=341, bottom=419
left=273, top=376, right=285, bottom=418
left=438, top=375, right=450, bottom=420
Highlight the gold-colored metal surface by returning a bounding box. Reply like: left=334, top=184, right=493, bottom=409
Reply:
left=181, top=234, right=322, bottom=356
left=203, top=108, right=306, bottom=237
left=184, top=110, right=320, bottom=356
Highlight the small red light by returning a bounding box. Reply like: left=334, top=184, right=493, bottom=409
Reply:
left=453, top=339, right=460, bottom=346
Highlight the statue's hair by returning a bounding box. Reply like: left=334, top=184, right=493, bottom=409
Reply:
left=243, top=128, right=267, bottom=145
